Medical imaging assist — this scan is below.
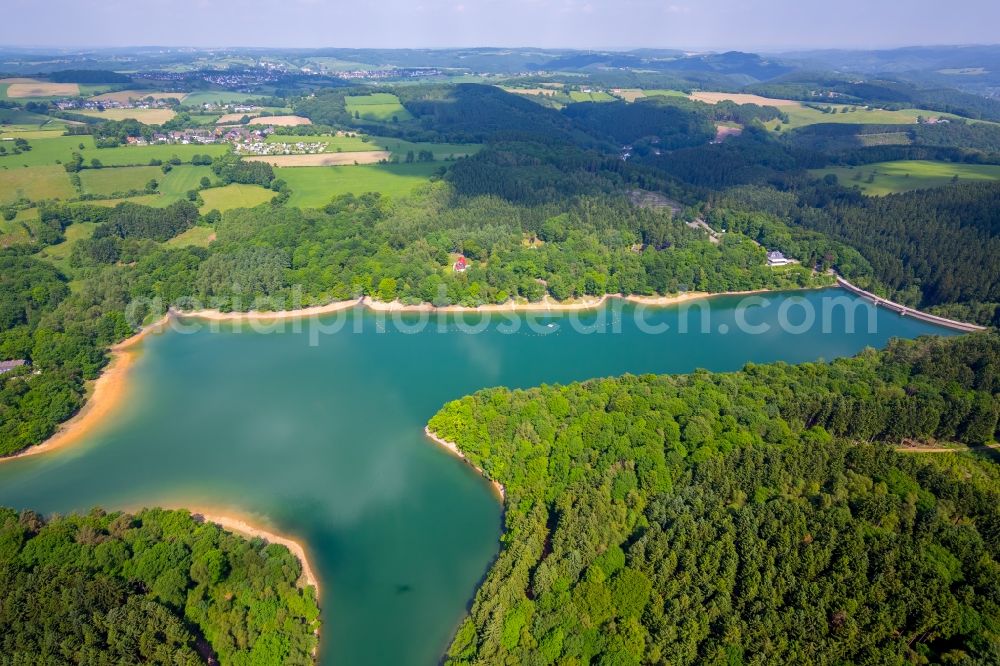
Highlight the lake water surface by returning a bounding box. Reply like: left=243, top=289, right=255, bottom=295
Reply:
left=0, top=289, right=957, bottom=664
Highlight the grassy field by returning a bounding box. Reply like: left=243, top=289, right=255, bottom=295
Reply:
left=0, top=79, right=79, bottom=98
left=770, top=104, right=963, bottom=131
left=0, top=108, right=68, bottom=131
left=79, top=166, right=160, bottom=196
left=568, top=91, right=615, bottom=103
left=616, top=89, right=686, bottom=102
left=278, top=162, right=438, bottom=208
left=75, top=108, right=177, bottom=124
left=160, top=165, right=215, bottom=197
left=165, top=225, right=216, bottom=247
left=199, top=184, right=274, bottom=212
left=0, top=134, right=229, bottom=168
left=89, top=90, right=185, bottom=103
left=811, top=160, right=1000, bottom=195
left=344, top=93, right=413, bottom=122
left=0, top=165, right=74, bottom=203
left=0, top=207, right=37, bottom=246
left=0, top=129, right=68, bottom=140
left=181, top=90, right=264, bottom=106
left=370, top=136, right=481, bottom=160
left=33, top=222, right=98, bottom=272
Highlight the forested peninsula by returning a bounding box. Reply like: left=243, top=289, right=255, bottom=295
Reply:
left=428, top=333, right=1000, bottom=665
left=0, top=507, right=319, bottom=664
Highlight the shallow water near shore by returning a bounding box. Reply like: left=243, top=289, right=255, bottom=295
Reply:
left=0, top=289, right=957, bottom=665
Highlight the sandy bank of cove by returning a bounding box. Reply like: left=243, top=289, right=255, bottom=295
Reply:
left=176, top=289, right=773, bottom=320
left=0, top=315, right=171, bottom=464
left=425, top=426, right=506, bottom=501
left=188, top=510, right=320, bottom=595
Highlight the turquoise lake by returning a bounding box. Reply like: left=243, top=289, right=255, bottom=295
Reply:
left=0, top=289, right=957, bottom=664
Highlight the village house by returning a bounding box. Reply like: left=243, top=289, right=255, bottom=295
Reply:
left=766, top=250, right=793, bottom=267
left=453, top=256, right=468, bottom=272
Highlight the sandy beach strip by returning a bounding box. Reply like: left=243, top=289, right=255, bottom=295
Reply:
left=173, top=289, right=782, bottom=321
left=175, top=298, right=363, bottom=321
left=0, top=315, right=170, bottom=463
left=424, top=426, right=506, bottom=501
left=189, top=510, right=320, bottom=595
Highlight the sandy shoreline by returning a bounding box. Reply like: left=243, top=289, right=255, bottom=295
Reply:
left=188, top=510, right=320, bottom=595
left=176, top=289, right=762, bottom=321
left=174, top=298, right=363, bottom=321
left=425, top=427, right=506, bottom=501
left=0, top=315, right=171, bottom=464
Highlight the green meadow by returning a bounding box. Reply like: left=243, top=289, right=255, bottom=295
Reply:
left=770, top=104, right=964, bottom=131
left=0, top=108, right=69, bottom=131
left=568, top=91, right=615, bottom=102
left=0, top=165, right=74, bottom=203
left=0, top=207, right=38, bottom=246
left=165, top=225, right=216, bottom=247
left=78, top=164, right=214, bottom=198
left=344, top=93, right=413, bottom=121
left=0, top=134, right=229, bottom=168
left=199, top=183, right=274, bottom=213
left=33, top=222, right=98, bottom=272
left=811, top=160, right=1000, bottom=195
left=181, top=90, right=265, bottom=106
left=278, top=162, right=438, bottom=208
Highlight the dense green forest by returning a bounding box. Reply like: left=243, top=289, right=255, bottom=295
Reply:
left=428, top=334, right=1000, bottom=665
left=0, top=507, right=319, bottom=664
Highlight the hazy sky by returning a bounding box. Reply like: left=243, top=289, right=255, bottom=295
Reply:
left=6, top=0, right=1000, bottom=51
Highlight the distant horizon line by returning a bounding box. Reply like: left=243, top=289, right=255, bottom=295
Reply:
left=1, top=42, right=999, bottom=55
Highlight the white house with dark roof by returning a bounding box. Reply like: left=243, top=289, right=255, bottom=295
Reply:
left=767, top=250, right=793, bottom=267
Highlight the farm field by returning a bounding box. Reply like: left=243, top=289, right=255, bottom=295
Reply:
left=244, top=152, right=390, bottom=166
left=79, top=165, right=161, bottom=196
left=0, top=108, right=68, bottom=131
left=75, top=108, right=177, bottom=124
left=77, top=164, right=213, bottom=198
left=568, top=91, right=615, bottom=102
left=199, top=183, right=274, bottom=212
left=616, top=89, right=686, bottom=102
left=0, top=129, right=68, bottom=139
left=0, top=134, right=229, bottom=168
left=810, top=160, right=1000, bottom=195
left=178, top=90, right=263, bottom=106
left=216, top=112, right=259, bottom=124
left=89, top=90, right=185, bottom=103
left=278, top=162, right=438, bottom=208
left=247, top=115, right=311, bottom=126
left=499, top=86, right=558, bottom=97
left=344, top=93, right=413, bottom=121
left=1, top=79, right=79, bottom=98
left=0, top=165, right=74, bottom=203
left=165, top=225, right=216, bottom=247
left=771, top=105, right=964, bottom=130
left=689, top=91, right=800, bottom=106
